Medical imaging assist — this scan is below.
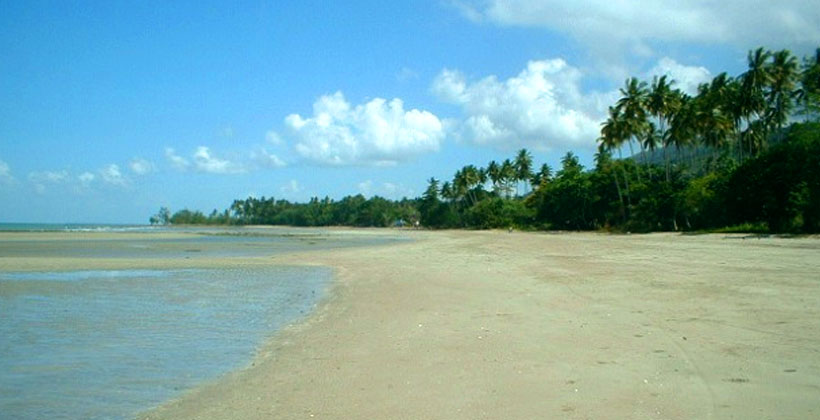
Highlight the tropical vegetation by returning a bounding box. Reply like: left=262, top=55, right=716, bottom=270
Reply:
left=152, top=47, right=820, bottom=234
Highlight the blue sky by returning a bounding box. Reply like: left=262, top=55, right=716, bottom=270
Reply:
left=1, top=0, right=818, bottom=223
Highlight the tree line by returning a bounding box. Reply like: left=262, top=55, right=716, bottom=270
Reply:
left=153, top=47, right=820, bottom=234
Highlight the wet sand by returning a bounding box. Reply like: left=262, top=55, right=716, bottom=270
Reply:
left=4, top=230, right=820, bottom=419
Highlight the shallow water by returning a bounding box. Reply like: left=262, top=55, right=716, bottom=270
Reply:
left=0, top=226, right=404, bottom=259
left=0, top=266, right=331, bottom=420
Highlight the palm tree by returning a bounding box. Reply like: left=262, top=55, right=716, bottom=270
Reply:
left=765, top=49, right=799, bottom=135
left=647, top=75, right=682, bottom=180
left=422, top=177, right=439, bottom=201
left=452, top=169, right=467, bottom=204
left=486, top=160, right=501, bottom=195
left=514, top=148, right=534, bottom=196
left=477, top=166, right=488, bottom=191
left=642, top=122, right=660, bottom=180
left=698, top=74, right=735, bottom=160
left=559, top=151, right=583, bottom=175
left=599, top=108, right=632, bottom=213
left=530, top=163, right=552, bottom=189
left=668, top=92, right=695, bottom=158
left=419, top=178, right=441, bottom=227
left=500, top=159, right=516, bottom=199
left=595, top=145, right=626, bottom=222
left=454, top=165, right=482, bottom=206
left=740, top=47, right=772, bottom=158
left=440, top=181, right=454, bottom=203
left=615, top=77, right=650, bottom=176
left=719, top=76, right=745, bottom=161
left=797, top=48, right=820, bottom=121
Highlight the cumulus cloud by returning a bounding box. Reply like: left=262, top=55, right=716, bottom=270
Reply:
left=193, top=146, right=246, bottom=174
left=646, top=57, right=712, bottom=96
left=129, top=157, right=155, bottom=175
left=78, top=172, right=96, bottom=187
left=251, top=148, right=286, bottom=169
left=28, top=170, right=69, bottom=193
left=165, top=146, right=245, bottom=174
left=457, top=1, right=820, bottom=52
left=31, top=170, right=68, bottom=183
left=285, top=91, right=445, bottom=166
left=0, top=159, right=15, bottom=185
left=432, top=59, right=613, bottom=151
left=165, top=147, right=190, bottom=170
left=265, top=130, right=283, bottom=146
left=25, top=164, right=132, bottom=192
left=100, top=164, right=128, bottom=186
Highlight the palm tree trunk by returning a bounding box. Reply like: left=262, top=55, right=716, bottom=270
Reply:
left=641, top=145, right=653, bottom=181
left=617, top=149, right=632, bottom=218
left=613, top=171, right=626, bottom=224
left=628, top=138, right=642, bottom=183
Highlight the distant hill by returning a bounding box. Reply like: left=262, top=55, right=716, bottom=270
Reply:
left=622, top=128, right=789, bottom=175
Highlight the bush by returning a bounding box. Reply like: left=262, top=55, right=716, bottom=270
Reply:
left=726, top=123, right=820, bottom=232
left=464, top=198, right=533, bottom=229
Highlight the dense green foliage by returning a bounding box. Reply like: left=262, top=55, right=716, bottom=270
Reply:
left=726, top=123, right=820, bottom=232
left=153, top=195, right=420, bottom=228
left=153, top=47, right=820, bottom=234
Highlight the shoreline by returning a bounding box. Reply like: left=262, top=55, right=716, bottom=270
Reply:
left=3, top=229, right=820, bottom=418
left=0, top=227, right=411, bottom=420
left=137, top=230, right=820, bottom=419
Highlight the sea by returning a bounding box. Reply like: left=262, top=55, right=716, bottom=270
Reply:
left=0, top=223, right=166, bottom=232
left=0, top=224, right=399, bottom=419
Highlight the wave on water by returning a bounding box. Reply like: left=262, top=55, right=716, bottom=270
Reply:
left=0, top=223, right=167, bottom=233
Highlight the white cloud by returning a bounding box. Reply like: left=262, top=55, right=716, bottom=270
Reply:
left=280, top=179, right=302, bottom=194
left=35, top=170, right=68, bottom=183
left=285, top=91, right=445, bottom=166
left=193, top=146, right=246, bottom=174
left=129, top=158, right=154, bottom=175
left=459, top=1, right=820, bottom=52
left=357, top=180, right=374, bottom=196
left=432, top=59, right=613, bottom=151
left=100, top=164, right=128, bottom=186
left=165, top=147, right=190, bottom=171
left=265, top=130, right=283, bottom=146
left=646, top=57, right=712, bottom=96
left=448, top=0, right=484, bottom=23
left=0, top=159, right=15, bottom=185
left=357, top=179, right=415, bottom=199
left=28, top=170, right=69, bottom=193
left=165, top=146, right=245, bottom=174
left=251, top=148, right=286, bottom=169
left=78, top=172, right=95, bottom=187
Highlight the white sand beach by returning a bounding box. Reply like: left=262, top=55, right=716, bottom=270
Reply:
left=129, top=230, right=820, bottom=419
left=4, top=229, right=819, bottom=419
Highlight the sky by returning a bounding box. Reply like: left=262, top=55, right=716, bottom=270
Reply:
left=1, top=0, right=818, bottom=223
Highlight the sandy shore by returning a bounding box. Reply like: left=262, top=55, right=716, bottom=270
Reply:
left=131, top=230, right=820, bottom=419
left=4, top=230, right=820, bottom=419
